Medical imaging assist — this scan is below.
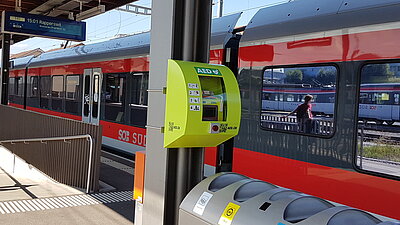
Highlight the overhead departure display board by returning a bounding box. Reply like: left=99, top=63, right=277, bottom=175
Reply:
left=1, top=11, right=86, bottom=41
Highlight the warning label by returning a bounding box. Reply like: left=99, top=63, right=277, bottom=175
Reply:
left=193, top=192, right=213, bottom=216
left=218, top=202, right=240, bottom=225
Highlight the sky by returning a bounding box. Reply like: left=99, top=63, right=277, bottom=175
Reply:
left=7, top=0, right=287, bottom=56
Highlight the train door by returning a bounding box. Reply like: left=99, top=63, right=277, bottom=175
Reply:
left=82, top=68, right=102, bottom=125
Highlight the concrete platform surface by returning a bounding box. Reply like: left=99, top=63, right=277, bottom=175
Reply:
left=0, top=146, right=84, bottom=201
left=0, top=202, right=134, bottom=225
left=0, top=146, right=136, bottom=225
left=0, top=192, right=134, bottom=225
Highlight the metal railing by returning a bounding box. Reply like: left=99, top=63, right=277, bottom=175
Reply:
left=0, top=105, right=102, bottom=192
left=0, top=135, right=94, bottom=193
left=261, top=113, right=334, bottom=135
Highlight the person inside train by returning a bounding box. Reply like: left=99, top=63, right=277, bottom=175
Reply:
left=283, top=95, right=314, bottom=133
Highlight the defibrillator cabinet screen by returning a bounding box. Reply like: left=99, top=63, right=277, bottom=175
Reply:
left=199, top=76, right=227, bottom=121
left=203, top=105, right=218, bottom=121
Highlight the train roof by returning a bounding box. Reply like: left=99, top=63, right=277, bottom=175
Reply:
left=12, top=13, right=241, bottom=70
left=11, top=55, right=35, bottom=68
left=241, top=0, right=400, bottom=44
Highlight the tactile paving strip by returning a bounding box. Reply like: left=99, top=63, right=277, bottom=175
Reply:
left=0, top=191, right=133, bottom=214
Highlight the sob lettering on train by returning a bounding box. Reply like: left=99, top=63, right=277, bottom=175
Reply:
left=118, top=129, right=146, bottom=147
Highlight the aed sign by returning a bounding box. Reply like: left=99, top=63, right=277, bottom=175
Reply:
left=195, top=67, right=222, bottom=75
left=1, top=11, right=86, bottom=41
left=164, top=60, right=241, bottom=148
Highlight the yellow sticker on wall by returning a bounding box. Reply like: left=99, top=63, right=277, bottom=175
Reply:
left=218, top=202, right=240, bottom=225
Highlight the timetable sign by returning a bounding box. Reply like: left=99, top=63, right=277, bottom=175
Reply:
left=1, top=11, right=86, bottom=41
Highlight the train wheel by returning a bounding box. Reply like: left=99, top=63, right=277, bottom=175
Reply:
left=385, top=121, right=394, bottom=125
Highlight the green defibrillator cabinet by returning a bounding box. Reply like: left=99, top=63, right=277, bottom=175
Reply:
left=164, top=60, right=241, bottom=148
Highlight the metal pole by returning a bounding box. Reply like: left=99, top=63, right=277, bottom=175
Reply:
left=1, top=33, right=11, bottom=105
left=143, top=0, right=212, bottom=224
left=172, top=0, right=212, bottom=222
left=143, top=0, right=184, bottom=224
left=217, top=0, right=223, bottom=18
left=23, top=57, right=34, bottom=110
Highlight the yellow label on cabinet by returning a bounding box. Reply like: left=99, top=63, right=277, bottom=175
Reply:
left=218, top=202, right=240, bottom=225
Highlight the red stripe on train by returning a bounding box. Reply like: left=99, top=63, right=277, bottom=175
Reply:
left=100, top=121, right=146, bottom=147
left=9, top=104, right=83, bottom=121
left=232, top=147, right=400, bottom=220
left=10, top=57, right=150, bottom=77
left=8, top=103, right=24, bottom=109
left=240, top=28, right=400, bottom=67
left=204, top=147, right=218, bottom=167
left=26, top=106, right=82, bottom=120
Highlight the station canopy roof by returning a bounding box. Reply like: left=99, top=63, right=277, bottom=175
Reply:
left=0, top=0, right=138, bottom=47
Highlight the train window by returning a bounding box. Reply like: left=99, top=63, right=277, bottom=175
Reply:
left=394, top=94, right=400, bottom=105
left=129, top=73, right=148, bottom=128
left=52, top=76, right=64, bottom=111
left=8, top=78, right=15, bottom=95
left=83, top=75, right=90, bottom=117
left=40, top=76, right=51, bottom=109
left=27, top=76, right=39, bottom=108
left=261, top=65, right=337, bottom=136
left=279, top=94, right=284, bottom=101
left=356, top=62, right=400, bottom=178
left=92, top=75, right=100, bottom=119
left=29, top=76, right=39, bottom=97
left=130, top=73, right=149, bottom=106
left=286, top=95, right=295, bottom=102
left=66, top=76, right=80, bottom=100
left=16, top=77, right=24, bottom=97
left=65, top=75, right=81, bottom=115
left=52, top=76, right=64, bottom=98
left=104, top=73, right=126, bottom=123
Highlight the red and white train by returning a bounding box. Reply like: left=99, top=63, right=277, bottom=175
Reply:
left=8, top=0, right=400, bottom=221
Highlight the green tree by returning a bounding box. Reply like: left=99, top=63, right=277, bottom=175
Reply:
left=316, top=69, right=336, bottom=85
left=284, top=70, right=303, bottom=84
left=361, top=64, right=394, bottom=83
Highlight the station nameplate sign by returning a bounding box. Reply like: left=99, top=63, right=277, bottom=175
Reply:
left=1, top=11, right=86, bottom=41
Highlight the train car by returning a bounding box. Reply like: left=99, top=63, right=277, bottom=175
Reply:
left=262, top=84, right=336, bottom=115
left=8, top=13, right=241, bottom=155
left=6, top=0, right=400, bottom=221
left=261, top=82, right=400, bottom=124
left=359, top=83, right=400, bottom=125
left=235, top=0, right=400, bottom=221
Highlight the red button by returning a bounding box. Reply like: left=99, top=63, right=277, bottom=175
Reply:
left=212, top=125, right=219, bottom=132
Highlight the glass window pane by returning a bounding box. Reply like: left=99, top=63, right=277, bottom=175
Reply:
left=83, top=75, right=90, bottom=117
left=16, top=77, right=24, bottom=96
left=40, top=76, right=51, bottom=109
left=66, top=75, right=80, bottom=115
left=92, top=75, right=100, bottom=118
left=105, top=73, right=126, bottom=123
left=52, top=76, right=64, bottom=98
left=130, top=75, right=142, bottom=105
left=141, top=74, right=149, bottom=105
left=129, top=73, right=148, bottom=127
left=199, top=76, right=227, bottom=121
left=29, top=76, right=39, bottom=97
left=66, top=76, right=80, bottom=100
left=357, top=62, right=400, bottom=178
left=260, top=66, right=337, bottom=136
left=8, top=78, right=15, bottom=95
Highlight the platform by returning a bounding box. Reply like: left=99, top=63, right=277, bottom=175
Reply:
left=0, top=146, right=135, bottom=224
